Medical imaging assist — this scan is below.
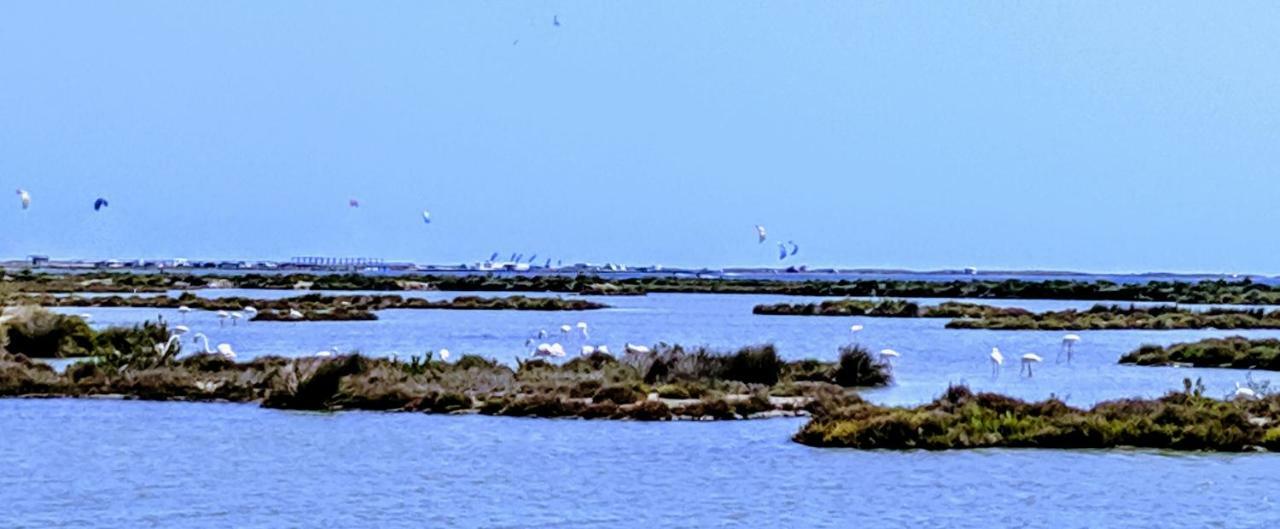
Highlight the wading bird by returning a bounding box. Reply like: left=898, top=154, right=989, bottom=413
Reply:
left=879, top=349, right=900, bottom=363
left=625, top=343, right=651, bottom=355
left=596, top=345, right=610, bottom=355
left=1059, top=334, right=1081, bottom=364
left=581, top=345, right=595, bottom=356
left=230, top=312, right=243, bottom=326
left=990, top=347, right=1004, bottom=376
left=1020, top=353, right=1043, bottom=377
left=193, top=333, right=214, bottom=354
left=288, top=309, right=304, bottom=320
left=850, top=324, right=864, bottom=333
left=576, top=321, right=589, bottom=339
left=439, top=348, right=451, bottom=361
left=1235, top=382, right=1257, bottom=399
left=177, top=306, right=192, bottom=321
left=532, top=343, right=566, bottom=358
left=217, top=311, right=230, bottom=327
left=154, top=335, right=184, bottom=360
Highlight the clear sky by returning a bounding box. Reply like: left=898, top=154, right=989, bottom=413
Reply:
left=1, top=2, right=1277, bottom=273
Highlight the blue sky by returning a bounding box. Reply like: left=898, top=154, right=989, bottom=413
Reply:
left=1, top=2, right=1277, bottom=273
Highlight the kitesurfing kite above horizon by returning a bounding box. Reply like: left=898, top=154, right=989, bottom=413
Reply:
left=94, top=198, right=109, bottom=211
left=348, top=198, right=360, bottom=208
left=776, top=240, right=800, bottom=260
left=16, top=189, right=30, bottom=210
left=755, top=225, right=767, bottom=243
left=422, top=210, right=431, bottom=224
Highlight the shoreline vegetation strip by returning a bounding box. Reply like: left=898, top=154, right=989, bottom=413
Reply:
left=0, top=317, right=894, bottom=420
left=5, top=271, right=1280, bottom=305
left=754, top=299, right=1280, bottom=330
left=794, top=382, right=1280, bottom=452
left=1121, top=337, right=1280, bottom=371
left=1, top=293, right=607, bottom=322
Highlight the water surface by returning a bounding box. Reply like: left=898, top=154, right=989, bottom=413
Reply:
left=1, top=399, right=1276, bottom=529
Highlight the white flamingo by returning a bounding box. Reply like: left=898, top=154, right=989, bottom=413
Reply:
left=1235, top=382, right=1257, bottom=399
left=581, top=345, right=596, bottom=356
left=216, top=343, right=237, bottom=360
left=77, top=313, right=94, bottom=323
left=243, top=306, right=259, bottom=321
left=230, top=312, right=243, bottom=326
left=1020, top=353, right=1043, bottom=377
left=850, top=324, right=864, bottom=333
left=990, top=347, right=1004, bottom=376
left=560, top=324, right=572, bottom=340
left=217, top=311, right=230, bottom=327
left=177, top=305, right=191, bottom=322
left=576, top=322, right=589, bottom=339
left=192, top=333, right=215, bottom=354
left=625, top=343, right=651, bottom=355
left=596, top=345, right=611, bottom=356
left=438, top=348, right=451, bottom=361
left=1059, top=334, right=1081, bottom=364
left=315, top=345, right=339, bottom=357
left=531, top=343, right=565, bottom=358
left=879, top=349, right=900, bottom=363
left=154, top=335, right=183, bottom=359
left=288, top=309, right=304, bottom=320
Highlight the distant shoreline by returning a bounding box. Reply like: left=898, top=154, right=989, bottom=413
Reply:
left=1, top=259, right=1267, bottom=283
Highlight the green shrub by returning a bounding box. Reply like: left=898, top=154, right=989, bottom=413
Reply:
left=834, top=345, right=891, bottom=387
left=593, top=384, right=644, bottom=405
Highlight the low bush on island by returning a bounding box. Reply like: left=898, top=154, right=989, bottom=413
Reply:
left=1120, top=337, right=1280, bottom=371
left=4, top=293, right=607, bottom=323
left=945, top=305, right=1280, bottom=331
left=794, top=380, right=1280, bottom=452
left=1, top=306, right=174, bottom=359
left=0, top=341, right=892, bottom=421
left=757, top=299, right=1280, bottom=331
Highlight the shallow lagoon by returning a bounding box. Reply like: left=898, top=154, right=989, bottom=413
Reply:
left=2, top=399, right=1278, bottom=529
left=50, top=290, right=1280, bottom=405
left=17, top=289, right=1280, bottom=528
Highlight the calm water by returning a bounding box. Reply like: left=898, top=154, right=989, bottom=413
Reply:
left=15, top=289, right=1280, bottom=527
left=52, top=289, right=1280, bottom=405
left=2, top=400, right=1278, bottom=528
